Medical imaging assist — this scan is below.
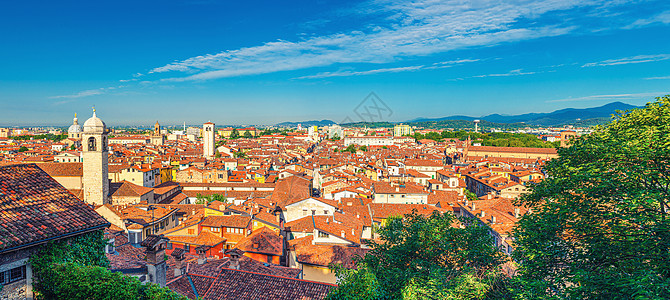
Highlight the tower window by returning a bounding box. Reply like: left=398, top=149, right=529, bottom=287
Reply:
left=88, top=137, right=96, bottom=151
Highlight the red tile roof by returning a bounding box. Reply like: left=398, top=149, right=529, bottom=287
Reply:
left=0, top=164, right=109, bottom=253
left=202, top=267, right=334, bottom=300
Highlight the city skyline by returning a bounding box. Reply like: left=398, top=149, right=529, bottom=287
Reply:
left=2, top=0, right=670, bottom=125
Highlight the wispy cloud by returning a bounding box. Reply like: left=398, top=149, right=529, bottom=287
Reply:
left=449, top=69, right=537, bottom=81
left=142, top=0, right=638, bottom=82
left=295, top=65, right=424, bottom=79
left=624, top=11, right=670, bottom=29
left=49, top=86, right=126, bottom=100
left=472, top=69, right=536, bottom=78
left=582, top=54, right=670, bottom=67
left=50, top=89, right=105, bottom=99
left=547, top=92, right=662, bottom=103
left=644, top=75, right=670, bottom=80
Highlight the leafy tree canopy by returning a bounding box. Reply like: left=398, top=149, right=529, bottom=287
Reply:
left=512, top=96, right=670, bottom=299
left=230, top=128, right=240, bottom=139
left=327, top=211, right=511, bottom=300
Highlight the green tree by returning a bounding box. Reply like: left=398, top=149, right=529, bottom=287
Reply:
left=215, top=150, right=222, bottom=158
left=359, top=145, right=367, bottom=152
left=70, top=144, right=76, bottom=150
left=331, top=133, right=340, bottom=141
left=344, top=144, right=357, bottom=153
left=233, top=150, right=247, bottom=158
left=18, top=146, right=28, bottom=152
left=195, top=193, right=228, bottom=204
left=230, top=128, right=240, bottom=139
left=512, top=96, right=670, bottom=299
left=41, top=263, right=187, bottom=300
left=327, top=211, right=510, bottom=300
left=243, top=130, right=253, bottom=138
left=465, top=189, right=478, bottom=201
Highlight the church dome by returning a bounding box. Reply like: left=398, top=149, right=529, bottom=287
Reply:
left=68, top=124, right=82, bottom=134
left=84, top=111, right=106, bottom=133
left=68, top=113, right=82, bottom=134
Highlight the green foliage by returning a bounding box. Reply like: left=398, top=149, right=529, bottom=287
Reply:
left=260, top=128, right=289, bottom=136
left=230, top=128, right=240, bottom=139
left=359, top=145, right=368, bottom=152
left=344, top=145, right=357, bottom=153
left=233, top=150, right=247, bottom=158
left=18, top=146, right=28, bottom=152
left=30, top=231, right=110, bottom=298
left=465, top=189, right=478, bottom=201
left=44, top=263, right=187, bottom=300
left=330, top=133, right=341, bottom=141
left=243, top=130, right=253, bottom=138
left=215, top=150, right=221, bottom=158
left=327, top=211, right=511, bottom=300
left=70, top=144, right=76, bottom=150
left=512, top=96, right=670, bottom=299
left=195, top=193, right=228, bottom=204
left=10, top=133, right=67, bottom=141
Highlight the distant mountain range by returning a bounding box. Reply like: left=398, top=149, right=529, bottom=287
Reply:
left=276, top=119, right=336, bottom=127
left=407, top=102, right=642, bottom=126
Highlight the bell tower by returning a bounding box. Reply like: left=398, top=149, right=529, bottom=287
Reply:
left=82, top=108, right=109, bottom=205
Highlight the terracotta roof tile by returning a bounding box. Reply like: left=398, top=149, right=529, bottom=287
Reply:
left=0, top=163, right=109, bottom=253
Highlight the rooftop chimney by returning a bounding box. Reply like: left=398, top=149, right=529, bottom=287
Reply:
left=171, top=248, right=186, bottom=277
left=196, top=246, right=210, bottom=265
left=480, top=211, right=485, bottom=218
left=491, top=216, right=497, bottom=223
left=341, top=230, right=345, bottom=238
left=472, top=202, right=476, bottom=211
left=226, top=248, right=244, bottom=270
left=514, top=207, right=520, bottom=218
left=141, top=235, right=168, bottom=287
left=356, top=213, right=360, bottom=219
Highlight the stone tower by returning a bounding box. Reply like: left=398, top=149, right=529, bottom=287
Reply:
left=150, top=121, right=165, bottom=146
left=203, top=122, right=215, bottom=158
left=82, top=109, right=109, bottom=205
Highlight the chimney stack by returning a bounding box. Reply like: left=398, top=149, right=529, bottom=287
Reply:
left=491, top=216, right=496, bottom=223
left=472, top=202, right=476, bottom=211
left=226, top=248, right=244, bottom=270
left=480, top=211, right=485, bottom=218
left=514, top=207, right=520, bottom=218
left=196, top=246, right=210, bottom=265
left=141, top=235, right=168, bottom=287
left=171, top=248, right=186, bottom=277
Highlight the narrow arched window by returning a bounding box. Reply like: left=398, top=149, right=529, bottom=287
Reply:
left=88, top=137, right=96, bottom=151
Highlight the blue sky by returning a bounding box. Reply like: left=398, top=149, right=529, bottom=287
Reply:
left=1, top=0, right=670, bottom=126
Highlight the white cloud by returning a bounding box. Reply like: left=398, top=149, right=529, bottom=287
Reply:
left=582, top=54, right=670, bottom=67
left=449, top=68, right=537, bottom=80
left=644, top=75, right=670, bottom=80
left=295, top=65, right=424, bottom=79
left=49, top=85, right=126, bottom=100
left=624, top=10, right=670, bottom=29
left=547, top=92, right=662, bottom=103
left=471, top=69, right=536, bottom=78
left=146, top=0, right=628, bottom=81
left=49, top=89, right=104, bottom=99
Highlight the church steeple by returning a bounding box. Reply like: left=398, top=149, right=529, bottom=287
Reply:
left=82, top=109, right=109, bottom=205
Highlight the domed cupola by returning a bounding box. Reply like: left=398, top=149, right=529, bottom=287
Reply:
left=83, top=109, right=106, bottom=134
left=68, top=113, right=83, bottom=137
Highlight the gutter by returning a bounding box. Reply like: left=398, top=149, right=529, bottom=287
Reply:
left=0, top=222, right=110, bottom=255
